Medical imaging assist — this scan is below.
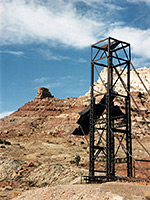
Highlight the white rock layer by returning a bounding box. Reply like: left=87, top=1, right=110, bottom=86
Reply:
left=86, top=66, right=150, bottom=96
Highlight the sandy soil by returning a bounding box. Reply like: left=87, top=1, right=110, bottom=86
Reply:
left=13, top=182, right=150, bottom=200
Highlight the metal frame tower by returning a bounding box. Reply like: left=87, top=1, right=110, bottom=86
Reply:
left=89, top=37, right=132, bottom=181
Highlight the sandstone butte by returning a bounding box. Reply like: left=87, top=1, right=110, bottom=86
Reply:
left=0, top=67, right=150, bottom=200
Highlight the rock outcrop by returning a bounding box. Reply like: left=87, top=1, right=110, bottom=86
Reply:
left=85, top=66, right=150, bottom=96
left=36, top=87, right=54, bottom=99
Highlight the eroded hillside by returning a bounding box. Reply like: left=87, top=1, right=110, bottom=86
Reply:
left=0, top=67, right=150, bottom=199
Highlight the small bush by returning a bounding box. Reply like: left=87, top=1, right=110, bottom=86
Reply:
left=75, top=155, right=81, bottom=166
left=70, top=155, right=81, bottom=166
left=0, top=139, right=3, bottom=144
left=83, top=146, right=87, bottom=149
left=146, top=168, right=150, bottom=170
left=4, top=140, right=11, bottom=145
left=70, top=160, right=75, bottom=164
left=49, top=132, right=56, bottom=137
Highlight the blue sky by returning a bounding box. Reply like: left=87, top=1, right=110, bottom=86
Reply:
left=0, top=0, right=150, bottom=118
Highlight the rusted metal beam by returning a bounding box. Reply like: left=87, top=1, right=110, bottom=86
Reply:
left=131, top=61, right=150, bottom=96
left=92, top=37, right=109, bottom=47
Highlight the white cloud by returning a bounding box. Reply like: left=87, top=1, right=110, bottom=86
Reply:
left=76, top=0, right=124, bottom=10
left=78, top=58, right=87, bottom=63
left=61, top=76, right=72, bottom=80
left=132, top=57, right=150, bottom=68
left=34, top=77, right=50, bottom=83
left=0, top=50, right=24, bottom=56
left=38, top=48, right=87, bottom=62
left=0, top=111, right=14, bottom=119
left=34, top=75, right=73, bottom=92
left=43, top=82, right=62, bottom=89
left=79, top=79, right=88, bottom=86
left=144, top=0, right=150, bottom=3
left=38, top=49, right=70, bottom=61
left=0, top=0, right=150, bottom=67
left=108, top=26, right=150, bottom=59
left=47, top=55, right=70, bottom=61
left=103, top=3, right=124, bottom=10
left=0, top=0, right=104, bottom=48
left=127, top=0, right=150, bottom=4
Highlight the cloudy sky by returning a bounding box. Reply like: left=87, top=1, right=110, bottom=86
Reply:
left=0, top=0, right=150, bottom=118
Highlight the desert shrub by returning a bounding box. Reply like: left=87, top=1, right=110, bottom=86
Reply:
left=49, top=132, right=55, bottom=137
left=75, top=155, right=81, bottom=166
left=83, top=146, right=87, bottom=149
left=70, top=155, right=81, bottom=166
left=0, top=139, right=3, bottom=144
left=70, top=160, right=75, bottom=164
left=4, top=140, right=11, bottom=145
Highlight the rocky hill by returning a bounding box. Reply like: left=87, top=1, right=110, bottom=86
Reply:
left=1, top=67, right=150, bottom=138
left=0, top=88, right=88, bottom=138
left=0, top=67, right=150, bottom=199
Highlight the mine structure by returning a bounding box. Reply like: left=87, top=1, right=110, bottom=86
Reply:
left=78, top=37, right=150, bottom=183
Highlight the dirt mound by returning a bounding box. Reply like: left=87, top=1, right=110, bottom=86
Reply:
left=0, top=158, right=23, bottom=181
left=13, top=182, right=150, bottom=200
left=25, top=163, right=88, bottom=187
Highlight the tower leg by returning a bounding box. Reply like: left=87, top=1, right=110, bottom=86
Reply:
left=126, top=98, right=132, bottom=177
left=89, top=97, right=95, bottom=178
